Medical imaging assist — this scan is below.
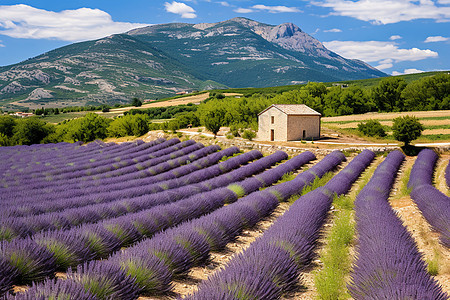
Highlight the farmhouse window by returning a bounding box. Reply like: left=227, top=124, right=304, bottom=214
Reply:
left=271, top=116, right=274, bottom=124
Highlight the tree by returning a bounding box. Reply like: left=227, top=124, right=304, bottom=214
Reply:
left=392, top=116, right=424, bottom=146
left=101, top=105, right=110, bottom=113
left=0, top=115, right=16, bottom=137
left=108, top=114, right=149, bottom=137
left=66, top=113, right=110, bottom=142
left=402, top=74, right=450, bottom=111
left=372, top=77, right=407, bottom=112
left=203, top=108, right=226, bottom=138
left=131, top=97, right=143, bottom=107
left=12, top=117, right=54, bottom=145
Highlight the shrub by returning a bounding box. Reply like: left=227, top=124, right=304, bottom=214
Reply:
left=242, top=129, right=256, bottom=141
left=357, top=119, right=386, bottom=137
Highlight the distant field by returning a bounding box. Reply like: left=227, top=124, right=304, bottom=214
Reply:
left=99, top=92, right=240, bottom=115
left=322, top=110, right=450, bottom=143
left=40, top=93, right=241, bottom=123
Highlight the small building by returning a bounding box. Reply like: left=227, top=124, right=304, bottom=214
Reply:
left=257, top=104, right=321, bottom=141
left=13, top=112, right=34, bottom=118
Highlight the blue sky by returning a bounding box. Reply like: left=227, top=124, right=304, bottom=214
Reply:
left=0, top=0, right=449, bottom=75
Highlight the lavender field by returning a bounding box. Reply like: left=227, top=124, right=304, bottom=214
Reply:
left=0, top=139, right=448, bottom=299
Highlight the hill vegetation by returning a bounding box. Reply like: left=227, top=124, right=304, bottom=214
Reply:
left=0, top=18, right=384, bottom=110
left=0, top=72, right=448, bottom=146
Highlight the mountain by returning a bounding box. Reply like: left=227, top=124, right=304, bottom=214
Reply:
left=0, top=17, right=385, bottom=110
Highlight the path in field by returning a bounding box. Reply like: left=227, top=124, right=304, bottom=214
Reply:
left=435, top=155, right=450, bottom=195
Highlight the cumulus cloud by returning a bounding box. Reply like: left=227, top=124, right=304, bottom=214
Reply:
left=392, top=68, right=425, bottom=75
left=234, top=8, right=254, bottom=13
left=164, top=1, right=197, bottom=18
left=0, top=4, right=150, bottom=42
left=390, top=35, right=402, bottom=40
left=218, top=1, right=230, bottom=7
left=324, top=28, right=342, bottom=32
left=323, top=40, right=438, bottom=70
left=251, top=5, right=301, bottom=13
left=313, top=0, right=450, bottom=24
left=424, top=35, right=449, bottom=42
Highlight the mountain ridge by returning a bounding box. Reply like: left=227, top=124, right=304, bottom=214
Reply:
left=0, top=17, right=385, bottom=110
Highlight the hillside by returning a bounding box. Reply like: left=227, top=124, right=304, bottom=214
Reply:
left=0, top=17, right=385, bottom=110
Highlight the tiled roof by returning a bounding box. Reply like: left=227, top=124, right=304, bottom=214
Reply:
left=258, top=104, right=321, bottom=116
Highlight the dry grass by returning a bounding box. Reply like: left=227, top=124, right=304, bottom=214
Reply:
left=323, top=110, right=450, bottom=122
left=101, top=93, right=241, bottom=116
left=329, top=119, right=450, bottom=129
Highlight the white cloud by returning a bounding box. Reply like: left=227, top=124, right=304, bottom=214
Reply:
left=323, top=40, right=438, bottom=70
left=218, top=1, right=230, bottom=7
left=438, top=0, right=450, bottom=4
left=392, top=68, right=425, bottom=75
left=390, top=35, right=402, bottom=40
left=324, top=28, right=342, bottom=32
left=251, top=5, right=301, bottom=13
left=164, top=1, right=197, bottom=18
left=0, top=4, right=150, bottom=42
left=424, top=35, right=449, bottom=42
left=314, top=0, right=450, bottom=24
left=234, top=8, right=254, bottom=13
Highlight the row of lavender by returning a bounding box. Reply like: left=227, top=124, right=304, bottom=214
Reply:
left=1, top=138, right=199, bottom=200
left=0, top=141, right=84, bottom=173
left=1, top=145, right=315, bottom=297
left=5, top=151, right=346, bottom=300
left=0, top=149, right=289, bottom=241
left=1, top=143, right=240, bottom=218
left=186, top=149, right=374, bottom=299
left=408, top=149, right=450, bottom=248
left=1, top=140, right=141, bottom=182
left=348, top=151, right=447, bottom=299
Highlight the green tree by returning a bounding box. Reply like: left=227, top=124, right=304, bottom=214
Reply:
left=101, top=105, right=110, bottom=113
left=108, top=114, right=149, bottom=137
left=357, top=120, right=386, bottom=137
left=203, top=108, right=226, bottom=138
left=392, top=116, right=424, bottom=146
left=0, top=133, right=12, bottom=146
left=12, top=117, right=55, bottom=145
left=0, top=115, right=16, bottom=137
left=372, top=77, right=407, bottom=112
left=402, top=74, right=450, bottom=111
left=66, top=113, right=110, bottom=142
left=131, top=97, right=143, bottom=107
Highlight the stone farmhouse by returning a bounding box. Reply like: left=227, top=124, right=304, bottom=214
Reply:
left=257, top=104, right=321, bottom=141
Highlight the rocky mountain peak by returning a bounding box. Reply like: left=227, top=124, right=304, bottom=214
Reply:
left=270, top=22, right=302, bottom=39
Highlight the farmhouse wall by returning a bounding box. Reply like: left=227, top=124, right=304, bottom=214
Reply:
left=257, top=107, right=288, bottom=141
left=287, top=115, right=321, bottom=141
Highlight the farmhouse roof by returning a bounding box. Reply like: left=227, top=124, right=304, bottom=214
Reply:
left=258, top=104, right=321, bottom=116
